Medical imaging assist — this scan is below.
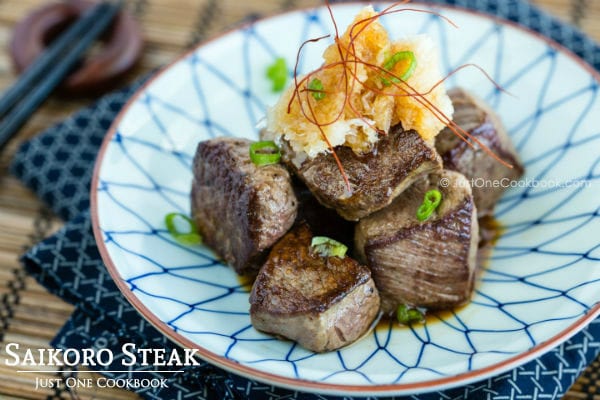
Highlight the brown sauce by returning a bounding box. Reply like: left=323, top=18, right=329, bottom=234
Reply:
left=424, top=302, right=470, bottom=324
left=477, top=215, right=505, bottom=270
left=478, top=215, right=505, bottom=247
left=237, top=275, right=255, bottom=293
left=375, top=302, right=471, bottom=331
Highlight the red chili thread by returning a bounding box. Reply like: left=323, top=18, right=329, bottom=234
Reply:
left=285, top=0, right=513, bottom=193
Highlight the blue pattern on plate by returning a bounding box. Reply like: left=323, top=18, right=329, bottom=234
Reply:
left=94, top=2, right=600, bottom=391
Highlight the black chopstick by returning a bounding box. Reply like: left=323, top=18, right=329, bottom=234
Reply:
left=0, top=1, right=123, bottom=152
left=0, top=2, right=113, bottom=119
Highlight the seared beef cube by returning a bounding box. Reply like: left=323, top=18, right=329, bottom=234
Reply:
left=250, top=224, right=380, bottom=352
left=191, top=138, right=297, bottom=276
left=284, top=124, right=442, bottom=221
left=436, top=88, right=524, bottom=216
left=355, top=170, right=478, bottom=313
left=293, top=180, right=355, bottom=252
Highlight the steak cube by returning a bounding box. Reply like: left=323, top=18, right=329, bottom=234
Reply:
left=191, top=138, right=297, bottom=276
left=250, top=224, right=380, bottom=352
left=355, top=170, right=479, bottom=313
left=435, top=88, right=524, bottom=216
left=283, top=124, right=442, bottom=221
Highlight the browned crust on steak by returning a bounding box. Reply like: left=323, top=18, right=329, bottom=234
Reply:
left=284, top=125, right=442, bottom=221
left=365, top=199, right=474, bottom=252
left=191, top=138, right=297, bottom=276
left=355, top=171, right=479, bottom=312
left=436, top=88, right=524, bottom=215
left=365, top=200, right=476, bottom=310
left=250, top=224, right=380, bottom=352
left=250, top=224, right=371, bottom=315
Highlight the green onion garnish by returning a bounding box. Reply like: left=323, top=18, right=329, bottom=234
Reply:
left=308, top=78, right=326, bottom=101
left=381, top=50, right=417, bottom=86
left=396, top=304, right=425, bottom=325
left=416, top=189, right=442, bottom=222
left=266, top=57, right=288, bottom=92
left=249, top=141, right=281, bottom=166
left=310, top=236, right=348, bottom=258
left=165, top=213, right=202, bottom=245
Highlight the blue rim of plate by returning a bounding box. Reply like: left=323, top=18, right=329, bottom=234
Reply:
left=90, top=2, right=600, bottom=396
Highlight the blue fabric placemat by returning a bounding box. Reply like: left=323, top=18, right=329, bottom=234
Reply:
left=11, top=0, right=600, bottom=399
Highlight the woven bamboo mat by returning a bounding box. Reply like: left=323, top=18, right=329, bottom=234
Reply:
left=0, top=0, right=598, bottom=399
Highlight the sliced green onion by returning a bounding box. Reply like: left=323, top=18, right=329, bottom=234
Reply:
left=310, top=236, right=348, bottom=258
left=165, top=213, right=202, bottom=245
left=416, top=189, right=442, bottom=222
left=381, top=51, right=417, bottom=86
left=424, top=189, right=442, bottom=206
left=308, top=78, right=326, bottom=101
left=396, top=304, right=425, bottom=325
left=266, top=57, right=288, bottom=92
left=416, top=203, right=434, bottom=222
left=249, top=141, right=281, bottom=166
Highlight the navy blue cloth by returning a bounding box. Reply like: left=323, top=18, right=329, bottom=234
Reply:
left=11, top=1, right=600, bottom=399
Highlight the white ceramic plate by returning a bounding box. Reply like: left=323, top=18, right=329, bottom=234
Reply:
left=91, top=2, right=600, bottom=396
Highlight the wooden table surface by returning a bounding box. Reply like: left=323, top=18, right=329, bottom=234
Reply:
left=0, top=0, right=598, bottom=399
